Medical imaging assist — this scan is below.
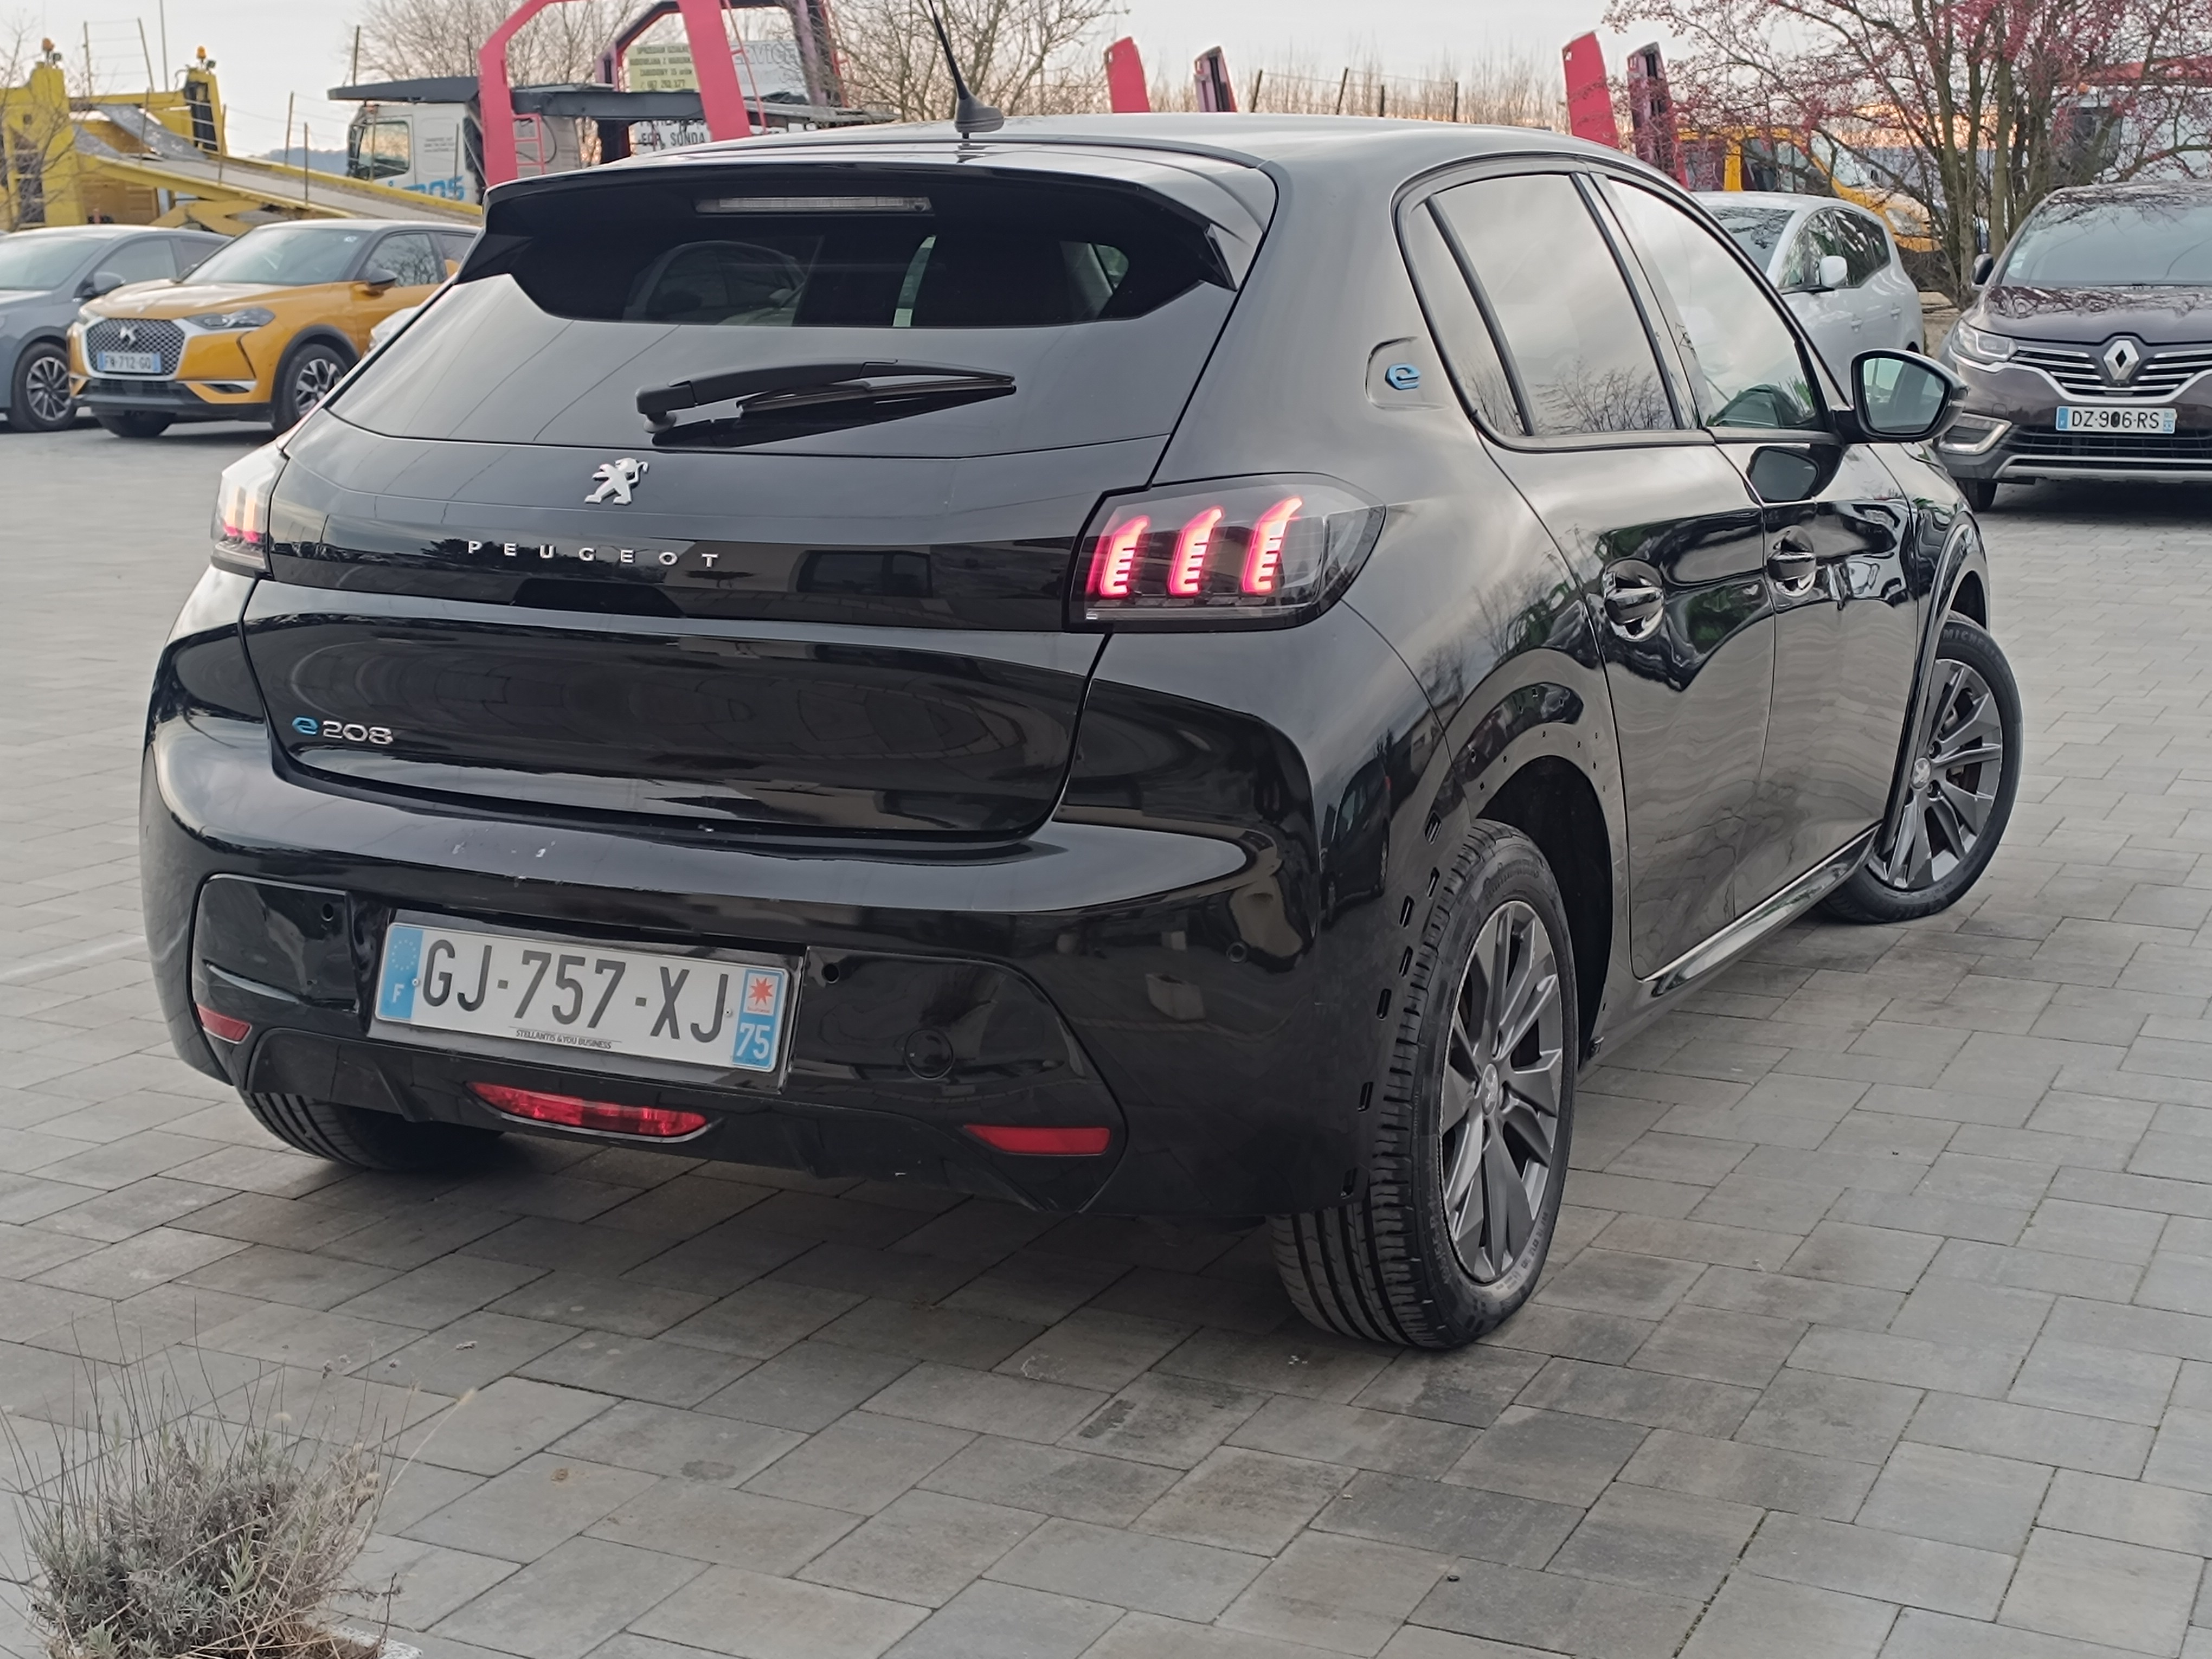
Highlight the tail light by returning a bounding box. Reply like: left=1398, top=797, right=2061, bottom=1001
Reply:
left=210, top=441, right=286, bottom=576
left=965, top=1124, right=1113, bottom=1155
left=194, top=1005, right=251, bottom=1044
left=1070, top=477, right=1384, bottom=629
left=470, top=1083, right=708, bottom=1139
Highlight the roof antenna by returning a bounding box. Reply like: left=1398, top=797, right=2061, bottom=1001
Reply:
left=923, top=1, right=1003, bottom=136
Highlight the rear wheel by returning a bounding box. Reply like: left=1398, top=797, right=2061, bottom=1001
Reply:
left=95, top=410, right=171, bottom=438
left=1960, top=478, right=1998, bottom=512
left=273, top=339, right=353, bottom=429
left=241, top=1091, right=500, bottom=1172
left=7, top=341, right=74, bottom=432
left=1273, top=822, right=1576, bottom=1349
left=1822, top=619, right=2020, bottom=925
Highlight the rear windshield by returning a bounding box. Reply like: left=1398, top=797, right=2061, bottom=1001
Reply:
left=2002, top=191, right=2212, bottom=287
left=466, top=170, right=1226, bottom=327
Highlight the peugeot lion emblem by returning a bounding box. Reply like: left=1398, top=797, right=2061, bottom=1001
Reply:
left=2101, top=337, right=2145, bottom=384
left=586, top=457, right=648, bottom=504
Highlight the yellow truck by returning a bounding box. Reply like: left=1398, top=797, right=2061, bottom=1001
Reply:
left=2, top=41, right=479, bottom=235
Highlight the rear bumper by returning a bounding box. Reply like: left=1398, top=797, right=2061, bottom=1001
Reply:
left=143, top=699, right=1394, bottom=1217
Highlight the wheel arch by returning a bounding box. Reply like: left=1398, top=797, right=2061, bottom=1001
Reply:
left=1478, top=757, right=1610, bottom=1057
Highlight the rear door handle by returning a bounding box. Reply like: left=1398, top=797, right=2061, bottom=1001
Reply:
left=1602, top=576, right=1665, bottom=639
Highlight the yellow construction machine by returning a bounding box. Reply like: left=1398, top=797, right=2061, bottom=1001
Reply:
left=2, top=40, right=479, bottom=235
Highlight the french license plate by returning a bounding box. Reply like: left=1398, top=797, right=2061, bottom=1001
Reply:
left=2057, top=405, right=2176, bottom=434
left=94, top=350, right=162, bottom=375
left=375, top=923, right=795, bottom=1077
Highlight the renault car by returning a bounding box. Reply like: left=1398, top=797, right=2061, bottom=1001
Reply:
left=142, top=117, right=2014, bottom=1348
left=1935, top=180, right=2212, bottom=508
left=70, top=217, right=473, bottom=436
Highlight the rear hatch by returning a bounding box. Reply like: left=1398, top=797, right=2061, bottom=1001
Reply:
left=247, top=147, right=1271, bottom=841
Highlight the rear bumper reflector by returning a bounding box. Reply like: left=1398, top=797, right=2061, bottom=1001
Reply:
left=965, top=1124, right=1113, bottom=1155
left=470, top=1083, right=708, bottom=1139
left=195, top=1005, right=252, bottom=1044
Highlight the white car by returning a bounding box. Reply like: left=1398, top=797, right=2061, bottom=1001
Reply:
left=1699, top=191, right=1925, bottom=380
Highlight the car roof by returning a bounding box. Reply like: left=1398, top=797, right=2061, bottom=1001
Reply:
left=1696, top=191, right=1818, bottom=214
left=7, top=223, right=171, bottom=238
left=566, top=114, right=1648, bottom=190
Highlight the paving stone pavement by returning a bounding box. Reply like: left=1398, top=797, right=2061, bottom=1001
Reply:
left=3, top=423, right=2211, bottom=1659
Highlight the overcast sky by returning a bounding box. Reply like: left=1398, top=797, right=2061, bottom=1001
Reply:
left=27, top=0, right=1653, bottom=158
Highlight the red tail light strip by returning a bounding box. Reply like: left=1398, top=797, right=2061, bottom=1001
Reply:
left=964, top=1123, right=1113, bottom=1155
left=195, top=1005, right=252, bottom=1044
left=1089, top=516, right=1148, bottom=598
left=1169, top=507, right=1224, bottom=596
left=1243, top=496, right=1303, bottom=595
left=470, top=1083, right=708, bottom=1139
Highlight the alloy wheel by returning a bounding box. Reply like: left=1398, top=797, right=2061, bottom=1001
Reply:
left=23, top=352, right=72, bottom=426
left=292, top=355, right=343, bottom=415
left=1438, top=898, right=1565, bottom=1282
left=1877, top=658, right=2003, bottom=890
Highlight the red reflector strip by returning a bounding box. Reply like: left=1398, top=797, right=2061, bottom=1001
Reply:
left=964, top=1123, right=1113, bottom=1155
left=194, top=1005, right=251, bottom=1043
left=1089, top=516, right=1148, bottom=597
left=1168, top=506, right=1223, bottom=596
left=470, top=1083, right=708, bottom=1139
left=1243, top=496, right=1303, bottom=594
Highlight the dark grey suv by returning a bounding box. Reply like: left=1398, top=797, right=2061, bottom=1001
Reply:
left=0, top=224, right=224, bottom=432
left=144, top=117, right=2015, bottom=1348
left=1935, top=181, right=2212, bottom=507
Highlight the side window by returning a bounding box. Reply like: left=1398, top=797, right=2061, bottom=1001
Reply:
left=375, top=233, right=443, bottom=288
left=1430, top=173, right=1678, bottom=438
left=435, top=232, right=475, bottom=273
left=175, top=237, right=219, bottom=277
left=1603, top=179, right=1823, bottom=432
left=1837, top=213, right=1890, bottom=285
left=1777, top=218, right=1818, bottom=291
left=98, top=237, right=177, bottom=286
left=1398, top=203, right=1523, bottom=434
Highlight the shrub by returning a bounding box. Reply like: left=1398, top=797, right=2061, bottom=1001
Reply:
left=5, top=1359, right=386, bottom=1659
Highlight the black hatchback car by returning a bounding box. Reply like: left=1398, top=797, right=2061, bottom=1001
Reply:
left=1936, top=181, right=2212, bottom=507
left=144, top=117, right=2016, bottom=1349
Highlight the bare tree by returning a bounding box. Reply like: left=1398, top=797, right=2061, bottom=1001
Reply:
left=1165, top=50, right=1559, bottom=127
left=351, top=0, right=628, bottom=86
left=832, top=0, right=1119, bottom=119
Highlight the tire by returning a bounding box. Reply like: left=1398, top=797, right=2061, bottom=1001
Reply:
left=1960, top=478, right=1998, bottom=512
left=1822, top=619, right=2021, bottom=925
left=5, top=340, right=74, bottom=432
left=95, top=410, right=171, bottom=438
left=273, top=338, right=353, bottom=429
left=241, top=1091, right=500, bottom=1172
left=1273, top=822, right=1577, bottom=1349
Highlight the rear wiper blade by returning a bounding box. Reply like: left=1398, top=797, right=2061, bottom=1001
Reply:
left=638, top=361, right=1014, bottom=433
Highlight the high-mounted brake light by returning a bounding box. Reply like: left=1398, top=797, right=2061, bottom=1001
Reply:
left=210, top=440, right=286, bottom=577
left=1072, top=477, right=1384, bottom=630
left=470, top=1083, right=708, bottom=1139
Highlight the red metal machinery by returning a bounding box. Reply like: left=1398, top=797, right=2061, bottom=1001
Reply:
left=1561, top=32, right=1621, bottom=149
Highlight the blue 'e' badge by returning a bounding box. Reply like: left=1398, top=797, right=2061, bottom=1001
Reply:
left=1384, top=363, right=1422, bottom=391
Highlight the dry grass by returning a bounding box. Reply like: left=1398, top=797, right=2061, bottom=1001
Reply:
left=4, top=1356, right=389, bottom=1659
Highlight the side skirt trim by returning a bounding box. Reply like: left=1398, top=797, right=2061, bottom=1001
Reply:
left=1641, top=827, right=1876, bottom=1001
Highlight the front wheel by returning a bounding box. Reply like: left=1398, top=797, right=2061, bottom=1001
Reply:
left=7, top=341, right=74, bottom=432
left=1823, top=619, right=2021, bottom=925
left=272, top=339, right=354, bottom=430
left=1274, top=822, right=1576, bottom=1349
left=1960, top=478, right=1998, bottom=512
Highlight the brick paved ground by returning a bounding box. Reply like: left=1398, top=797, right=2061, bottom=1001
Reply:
left=4, top=423, right=2211, bottom=1659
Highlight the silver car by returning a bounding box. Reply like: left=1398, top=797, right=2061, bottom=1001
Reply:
left=1701, top=191, right=1926, bottom=378
left=0, top=224, right=225, bottom=432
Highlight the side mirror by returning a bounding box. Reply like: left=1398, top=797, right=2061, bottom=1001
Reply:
left=1817, top=253, right=1849, bottom=291
left=356, top=268, right=398, bottom=294
left=1849, top=349, right=1964, bottom=443
left=1971, top=253, right=1995, bottom=288
left=82, top=269, right=126, bottom=298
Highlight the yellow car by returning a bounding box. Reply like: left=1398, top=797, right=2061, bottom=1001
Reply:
left=69, top=218, right=472, bottom=436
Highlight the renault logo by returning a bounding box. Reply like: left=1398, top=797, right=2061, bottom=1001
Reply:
left=585, top=457, right=648, bottom=505
left=2101, top=336, right=2145, bottom=383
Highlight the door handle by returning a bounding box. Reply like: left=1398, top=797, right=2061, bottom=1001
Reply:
left=1766, top=531, right=1818, bottom=594
left=1602, top=576, right=1665, bottom=639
